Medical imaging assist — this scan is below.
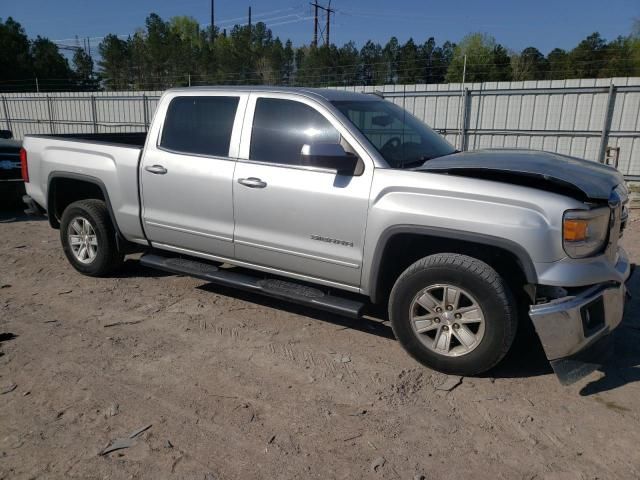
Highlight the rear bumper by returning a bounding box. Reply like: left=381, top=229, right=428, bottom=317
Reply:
left=529, top=248, right=631, bottom=385
left=22, top=194, right=46, bottom=216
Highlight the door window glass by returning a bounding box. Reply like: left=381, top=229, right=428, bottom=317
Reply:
left=250, top=98, right=340, bottom=165
left=160, top=96, right=239, bottom=157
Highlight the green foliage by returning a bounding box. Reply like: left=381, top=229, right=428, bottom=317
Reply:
left=2, top=13, right=640, bottom=92
left=0, top=17, right=32, bottom=83
left=1, top=16, right=96, bottom=91
left=511, top=47, right=549, bottom=81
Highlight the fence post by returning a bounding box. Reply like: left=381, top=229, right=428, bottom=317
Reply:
left=459, top=88, right=471, bottom=151
left=90, top=95, right=98, bottom=133
left=597, top=83, right=616, bottom=164
left=143, top=94, right=149, bottom=131
left=1, top=96, right=12, bottom=132
left=46, top=95, right=56, bottom=134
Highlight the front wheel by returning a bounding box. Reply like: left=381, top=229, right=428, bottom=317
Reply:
left=60, top=199, right=123, bottom=276
left=389, top=253, right=517, bottom=376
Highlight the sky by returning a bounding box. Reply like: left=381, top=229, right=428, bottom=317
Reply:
left=1, top=0, right=638, bottom=54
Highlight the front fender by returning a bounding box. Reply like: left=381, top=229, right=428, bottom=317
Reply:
left=361, top=169, right=585, bottom=298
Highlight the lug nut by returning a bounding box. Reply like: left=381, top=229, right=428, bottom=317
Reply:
left=455, top=313, right=461, bottom=319
left=434, top=317, right=440, bottom=323
left=446, top=305, right=453, bottom=311
left=453, top=323, right=459, bottom=329
left=443, top=325, right=449, bottom=331
left=436, top=307, right=442, bottom=313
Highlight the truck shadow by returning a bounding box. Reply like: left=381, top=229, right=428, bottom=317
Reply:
left=0, top=209, right=46, bottom=224
left=117, top=258, right=640, bottom=385
left=199, top=279, right=554, bottom=378
left=197, top=282, right=397, bottom=340
left=109, top=258, right=174, bottom=278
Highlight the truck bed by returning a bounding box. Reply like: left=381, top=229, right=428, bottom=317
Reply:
left=22, top=132, right=147, bottom=244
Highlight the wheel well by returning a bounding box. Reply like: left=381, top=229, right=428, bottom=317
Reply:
left=372, top=233, right=531, bottom=305
left=48, top=177, right=106, bottom=229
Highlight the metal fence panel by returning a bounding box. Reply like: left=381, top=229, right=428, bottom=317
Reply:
left=1, top=79, right=639, bottom=178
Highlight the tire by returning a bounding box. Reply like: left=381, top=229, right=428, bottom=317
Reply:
left=60, top=199, right=123, bottom=276
left=389, top=253, right=517, bottom=376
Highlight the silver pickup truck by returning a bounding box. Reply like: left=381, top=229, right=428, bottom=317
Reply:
left=21, top=86, right=631, bottom=384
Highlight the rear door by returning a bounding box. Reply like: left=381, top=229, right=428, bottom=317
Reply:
left=141, top=92, right=247, bottom=258
left=232, top=93, right=374, bottom=289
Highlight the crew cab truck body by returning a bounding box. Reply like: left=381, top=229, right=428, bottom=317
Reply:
left=21, top=87, right=631, bottom=384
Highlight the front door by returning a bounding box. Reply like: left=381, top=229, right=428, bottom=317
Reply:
left=232, top=94, right=374, bottom=289
left=141, top=93, right=247, bottom=258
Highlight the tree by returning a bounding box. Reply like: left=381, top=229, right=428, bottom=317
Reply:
left=0, top=17, right=32, bottom=86
left=511, top=47, right=548, bottom=81
left=8, top=11, right=640, bottom=92
left=546, top=48, right=570, bottom=79
left=98, top=34, right=131, bottom=90
left=491, top=44, right=512, bottom=81
left=446, top=33, right=509, bottom=83
left=632, top=22, right=640, bottom=75
left=382, top=37, right=400, bottom=83
left=398, top=38, right=421, bottom=83
left=421, top=37, right=453, bottom=84
left=72, top=49, right=98, bottom=89
left=31, top=37, right=73, bottom=88
left=569, top=32, right=606, bottom=78
left=359, top=40, right=383, bottom=84
left=282, top=39, right=295, bottom=84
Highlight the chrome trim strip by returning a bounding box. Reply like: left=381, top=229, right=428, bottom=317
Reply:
left=234, top=157, right=346, bottom=175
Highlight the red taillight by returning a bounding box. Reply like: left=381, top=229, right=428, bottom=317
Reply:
left=19, top=147, right=29, bottom=182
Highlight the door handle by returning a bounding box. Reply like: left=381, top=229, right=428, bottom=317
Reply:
left=145, top=164, right=168, bottom=175
left=238, top=177, right=267, bottom=188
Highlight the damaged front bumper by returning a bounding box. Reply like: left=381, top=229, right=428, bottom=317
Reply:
left=529, top=249, right=632, bottom=385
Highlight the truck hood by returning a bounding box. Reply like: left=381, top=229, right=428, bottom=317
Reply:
left=417, top=149, right=624, bottom=201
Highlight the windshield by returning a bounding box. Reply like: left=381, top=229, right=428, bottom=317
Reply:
left=331, top=99, right=457, bottom=168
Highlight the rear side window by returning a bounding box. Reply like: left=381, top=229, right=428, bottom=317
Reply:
left=160, top=96, right=239, bottom=157
left=250, top=98, right=340, bottom=165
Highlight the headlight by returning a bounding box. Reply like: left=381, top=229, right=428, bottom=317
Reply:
left=563, top=208, right=610, bottom=258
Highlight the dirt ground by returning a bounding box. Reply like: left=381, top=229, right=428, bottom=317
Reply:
left=1, top=203, right=640, bottom=480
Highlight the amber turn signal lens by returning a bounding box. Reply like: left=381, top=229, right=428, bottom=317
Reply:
left=563, top=219, right=588, bottom=242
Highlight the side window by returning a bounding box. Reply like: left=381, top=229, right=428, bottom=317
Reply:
left=249, top=98, right=340, bottom=165
left=160, top=96, right=239, bottom=157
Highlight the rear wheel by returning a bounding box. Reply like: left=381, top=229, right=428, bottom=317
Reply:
left=60, top=199, right=123, bottom=276
left=389, top=253, right=517, bottom=376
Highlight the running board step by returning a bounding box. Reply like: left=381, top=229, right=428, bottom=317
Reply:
left=139, top=253, right=365, bottom=318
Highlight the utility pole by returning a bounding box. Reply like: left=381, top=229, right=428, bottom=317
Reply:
left=310, top=2, right=319, bottom=47
left=210, top=0, right=215, bottom=42
left=311, top=2, right=334, bottom=47
left=248, top=6, right=252, bottom=32
left=325, top=4, right=332, bottom=47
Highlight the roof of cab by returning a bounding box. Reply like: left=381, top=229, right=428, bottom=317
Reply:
left=165, top=85, right=379, bottom=102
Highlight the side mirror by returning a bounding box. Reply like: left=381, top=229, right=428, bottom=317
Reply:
left=0, top=130, right=13, bottom=139
left=300, top=143, right=360, bottom=175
